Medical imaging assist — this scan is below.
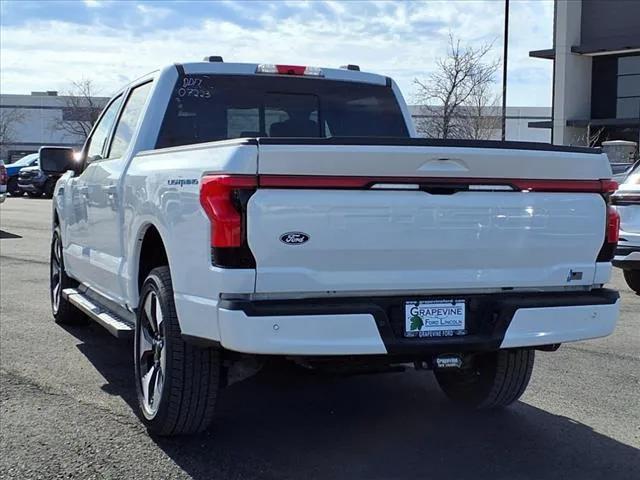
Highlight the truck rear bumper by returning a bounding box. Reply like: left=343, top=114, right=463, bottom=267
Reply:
left=500, top=300, right=619, bottom=348
left=216, top=289, right=619, bottom=356
left=613, top=244, right=640, bottom=270
left=218, top=309, right=386, bottom=355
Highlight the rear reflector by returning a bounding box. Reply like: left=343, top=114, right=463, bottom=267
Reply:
left=256, top=64, right=324, bottom=76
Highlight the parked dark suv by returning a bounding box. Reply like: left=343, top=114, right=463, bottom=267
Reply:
left=17, top=160, right=60, bottom=198
left=5, top=153, right=39, bottom=196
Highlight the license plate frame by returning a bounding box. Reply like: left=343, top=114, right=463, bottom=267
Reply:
left=404, top=299, right=467, bottom=338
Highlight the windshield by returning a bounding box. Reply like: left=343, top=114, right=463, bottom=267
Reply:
left=13, top=153, right=38, bottom=167
left=156, top=74, right=409, bottom=149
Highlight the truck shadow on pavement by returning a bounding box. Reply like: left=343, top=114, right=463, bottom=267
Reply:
left=64, top=324, right=640, bottom=480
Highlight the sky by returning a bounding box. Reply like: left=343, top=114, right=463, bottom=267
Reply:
left=0, top=0, right=554, bottom=106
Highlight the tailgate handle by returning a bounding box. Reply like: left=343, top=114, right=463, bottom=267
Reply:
left=419, top=158, right=468, bottom=173
left=421, top=184, right=467, bottom=195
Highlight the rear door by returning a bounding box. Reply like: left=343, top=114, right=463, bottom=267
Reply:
left=248, top=141, right=611, bottom=294
left=63, top=95, right=123, bottom=282
left=84, top=81, right=153, bottom=302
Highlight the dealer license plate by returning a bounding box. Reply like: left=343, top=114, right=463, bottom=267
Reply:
left=405, top=300, right=466, bottom=337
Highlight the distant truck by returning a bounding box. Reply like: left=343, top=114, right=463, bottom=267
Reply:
left=17, top=160, right=60, bottom=198
left=41, top=58, right=620, bottom=436
left=4, top=153, right=38, bottom=196
left=612, top=160, right=640, bottom=293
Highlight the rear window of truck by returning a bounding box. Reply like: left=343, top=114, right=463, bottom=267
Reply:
left=156, top=74, right=409, bottom=149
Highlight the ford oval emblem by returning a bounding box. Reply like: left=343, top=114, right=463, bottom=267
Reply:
left=280, top=232, right=310, bottom=245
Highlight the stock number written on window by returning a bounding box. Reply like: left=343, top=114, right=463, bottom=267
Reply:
left=177, top=77, right=212, bottom=99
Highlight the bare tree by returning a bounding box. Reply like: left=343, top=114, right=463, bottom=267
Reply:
left=51, top=79, right=104, bottom=142
left=585, top=125, right=607, bottom=147
left=457, top=81, right=502, bottom=140
left=413, top=34, right=500, bottom=139
left=570, top=125, right=608, bottom=148
left=0, top=107, right=25, bottom=147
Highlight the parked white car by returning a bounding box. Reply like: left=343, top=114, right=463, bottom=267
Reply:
left=40, top=58, right=620, bottom=436
left=612, top=160, right=640, bottom=293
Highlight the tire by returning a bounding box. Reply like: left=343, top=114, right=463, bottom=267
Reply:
left=7, top=178, right=23, bottom=196
left=435, top=348, right=535, bottom=409
left=135, top=266, right=222, bottom=436
left=623, top=270, right=640, bottom=294
left=50, top=225, right=86, bottom=325
left=27, top=190, right=42, bottom=198
left=43, top=178, right=56, bottom=199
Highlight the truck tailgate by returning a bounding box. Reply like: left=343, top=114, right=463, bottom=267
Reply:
left=248, top=141, right=612, bottom=294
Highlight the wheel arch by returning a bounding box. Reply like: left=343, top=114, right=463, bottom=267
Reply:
left=133, top=222, right=170, bottom=303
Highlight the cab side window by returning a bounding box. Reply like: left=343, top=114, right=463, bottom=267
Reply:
left=85, top=95, right=123, bottom=164
left=107, top=82, right=153, bottom=159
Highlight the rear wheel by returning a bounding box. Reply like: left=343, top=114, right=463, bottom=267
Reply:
left=43, top=178, right=56, bottom=198
left=135, top=266, right=222, bottom=436
left=623, top=270, right=640, bottom=294
left=50, top=226, right=86, bottom=325
left=434, top=348, right=534, bottom=409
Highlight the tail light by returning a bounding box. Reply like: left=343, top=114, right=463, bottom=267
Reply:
left=200, top=175, right=257, bottom=268
left=0, top=164, right=7, bottom=185
left=600, top=179, right=619, bottom=193
left=597, top=205, right=620, bottom=262
left=595, top=180, right=619, bottom=262
left=607, top=206, right=620, bottom=243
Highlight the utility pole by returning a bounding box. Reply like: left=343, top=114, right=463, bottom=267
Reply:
left=501, top=0, right=510, bottom=141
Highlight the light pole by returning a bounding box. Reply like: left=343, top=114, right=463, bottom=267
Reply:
left=501, top=0, right=510, bottom=141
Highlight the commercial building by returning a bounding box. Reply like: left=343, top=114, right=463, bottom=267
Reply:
left=530, top=0, right=640, bottom=148
left=0, top=91, right=108, bottom=163
left=409, top=105, right=551, bottom=143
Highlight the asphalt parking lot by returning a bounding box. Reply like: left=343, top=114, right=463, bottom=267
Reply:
left=1, top=197, right=639, bottom=480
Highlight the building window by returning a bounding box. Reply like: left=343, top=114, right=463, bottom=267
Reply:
left=618, top=56, right=640, bottom=75
left=617, top=55, right=640, bottom=119
left=617, top=98, right=640, bottom=119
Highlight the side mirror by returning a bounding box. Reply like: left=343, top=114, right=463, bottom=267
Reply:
left=39, top=146, right=78, bottom=174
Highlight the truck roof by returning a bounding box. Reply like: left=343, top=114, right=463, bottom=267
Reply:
left=119, top=61, right=391, bottom=98
left=176, top=61, right=390, bottom=86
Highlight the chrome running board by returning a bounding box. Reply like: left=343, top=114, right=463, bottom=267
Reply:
left=62, top=288, right=134, bottom=339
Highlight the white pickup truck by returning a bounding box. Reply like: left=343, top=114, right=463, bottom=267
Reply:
left=41, top=59, right=620, bottom=436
